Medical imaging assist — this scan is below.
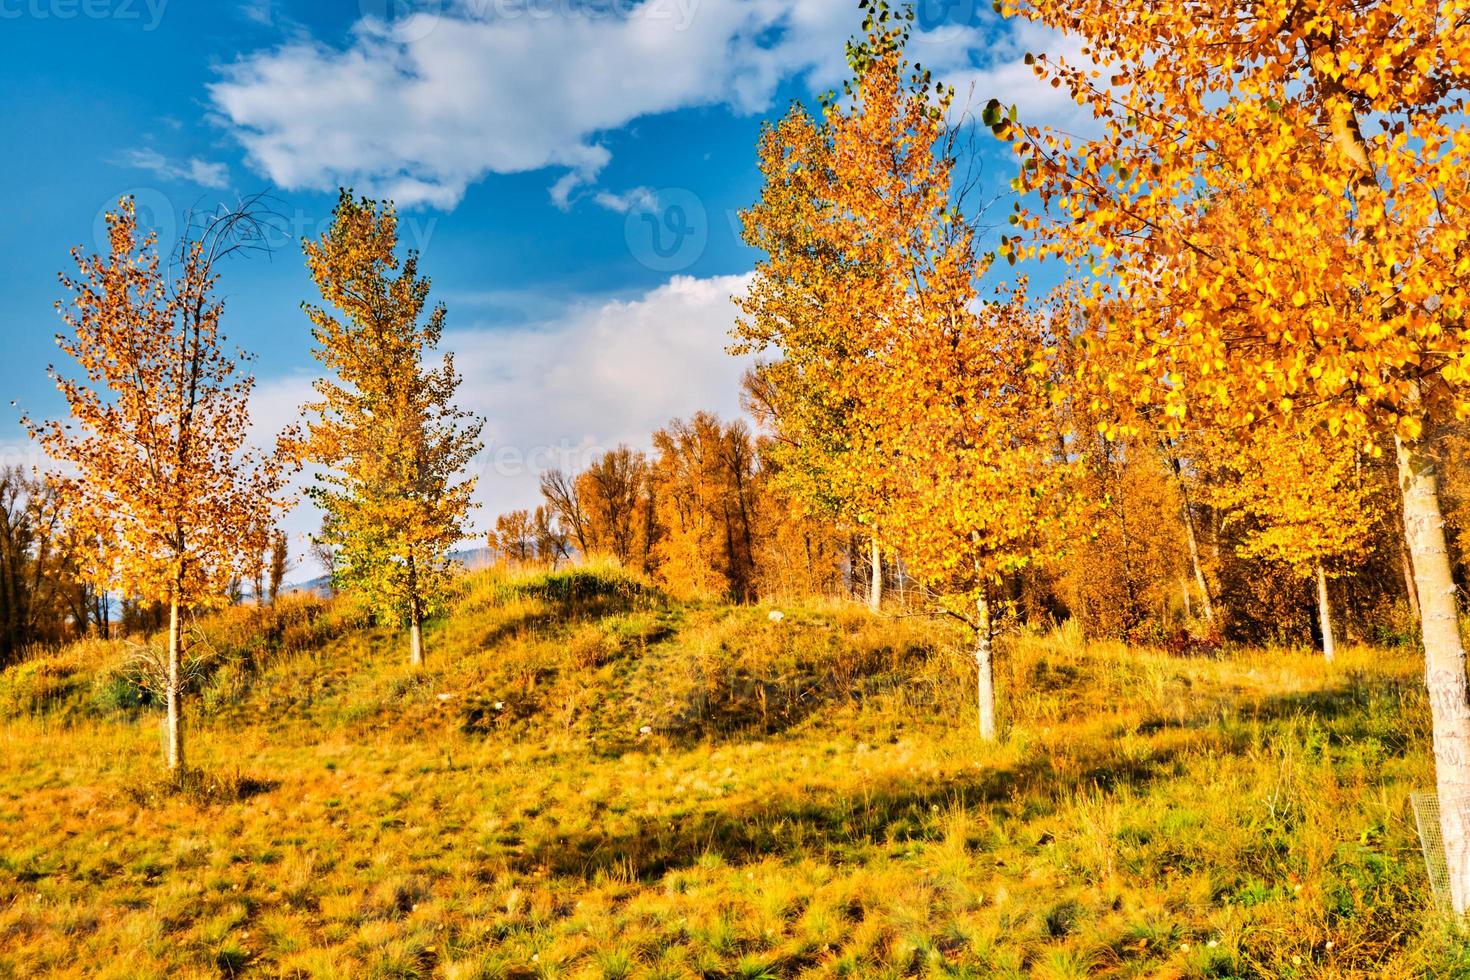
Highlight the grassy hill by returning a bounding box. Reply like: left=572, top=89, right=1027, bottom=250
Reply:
left=0, top=564, right=1463, bottom=978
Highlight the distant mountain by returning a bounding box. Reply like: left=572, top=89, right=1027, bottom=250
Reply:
left=283, top=546, right=498, bottom=599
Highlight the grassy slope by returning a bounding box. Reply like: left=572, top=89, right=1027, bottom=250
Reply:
left=0, top=564, right=1464, bottom=979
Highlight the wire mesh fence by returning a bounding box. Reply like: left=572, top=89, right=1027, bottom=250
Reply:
left=1411, top=791, right=1453, bottom=910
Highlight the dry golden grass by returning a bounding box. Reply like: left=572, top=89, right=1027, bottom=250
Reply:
left=0, top=564, right=1461, bottom=977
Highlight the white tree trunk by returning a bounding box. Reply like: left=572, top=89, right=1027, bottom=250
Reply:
left=407, top=554, right=425, bottom=668
left=409, top=598, right=425, bottom=668
left=975, top=594, right=996, bottom=742
left=1315, top=563, right=1336, bottom=663
left=868, top=535, right=882, bottom=613
left=1181, top=497, right=1216, bottom=625
left=165, top=597, right=184, bottom=772
left=1398, top=436, right=1470, bottom=914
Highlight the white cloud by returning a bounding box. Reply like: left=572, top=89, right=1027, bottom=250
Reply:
left=450, top=272, right=754, bottom=513
left=252, top=273, right=754, bottom=569
left=590, top=185, right=659, bottom=213
left=208, top=0, right=999, bottom=209
left=943, top=18, right=1101, bottom=136
left=239, top=0, right=273, bottom=26
left=119, top=148, right=231, bottom=189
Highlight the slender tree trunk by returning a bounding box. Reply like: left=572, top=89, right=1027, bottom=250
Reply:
left=975, top=593, right=996, bottom=742
left=0, top=515, right=19, bottom=663
left=841, top=536, right=853, bottom=598
left=407, top=554, right=425, bottom=668
left=1162, top=441, right=1217, bottom=626
left=1180, top=574, right=1193, bottom=620
left=165, top=595, right=184, bottom=772
left=868, top=535, right=882, bottom=613
left=1315, top=562, right=1336, bottom=663
left=1181, top=495, right=1216, bottom=625
left=1397, top=436, right=1470, bottom=914
left=408, top=592, right=425, bottom=668
left=409, top=609, right=424, bottom=668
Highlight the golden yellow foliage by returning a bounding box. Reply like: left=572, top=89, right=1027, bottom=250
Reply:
left=298, top=191, right=483, bottom=667
left=1001, top=0, right=1470, bottom=906
left=25, top=197, right=290, bottom=768
left=738, top=4, right=1086, bottom=738
left=1210, top=418, right=1381, bottom=580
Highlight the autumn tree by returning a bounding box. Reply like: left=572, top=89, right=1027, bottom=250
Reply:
left=24, top=197, right=288, bottom=770
left=740, top=4, right=1082, bottom=739
left=532, top=505, right=570, bottom=568
left=299, top=191, right=483, bottom=668
left=1056, top=435, right=1191, bottom=640
left=0, top=468, right=89, bottom=660
left=741, top=363, right=884, bottom=609
left=548, top=447, right=657, bottom=571
left=1060, top=326, right=1220, bottom=637
left=881, top=284, right=1082, bottom=741
left=735, top=63, right=905, bottom=612
left=1209, top=419, right=1382, bottom=661
left=539, top=469, right=589, bottom=558
left=1001, top=0, right=1470, bottom=907
left=651, top=412, right=760, bottom=600
left=267, top=530, right=289, bottom=605
left=741, top=370, right=850, bottom=599
left=492, top=509, right=536, bottom=564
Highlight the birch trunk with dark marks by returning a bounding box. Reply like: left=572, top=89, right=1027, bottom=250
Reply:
left=165, top=595, right=184, bottom=771
left=1314, top=563, right=1336, bottom=663
left=1398, top=436, right=1470, bottom=913
left=867, top=535, right=882, bottom=613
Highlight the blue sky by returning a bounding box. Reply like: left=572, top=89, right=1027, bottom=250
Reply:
left=0, top=0, right=1080, bottom=562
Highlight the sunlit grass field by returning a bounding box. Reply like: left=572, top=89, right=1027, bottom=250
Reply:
left=0, top=563, right=1463, bottom=978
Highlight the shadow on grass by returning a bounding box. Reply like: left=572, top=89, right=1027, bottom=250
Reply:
left=1133, top=673, right=1422, bottom=758
left=468, top=592, right=663, bottom=652
left=120, top=767, right=280, bottom=809
left=507, top=729, right=1215, bottom=882
left=509, top=675, right=1421, bottom=883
